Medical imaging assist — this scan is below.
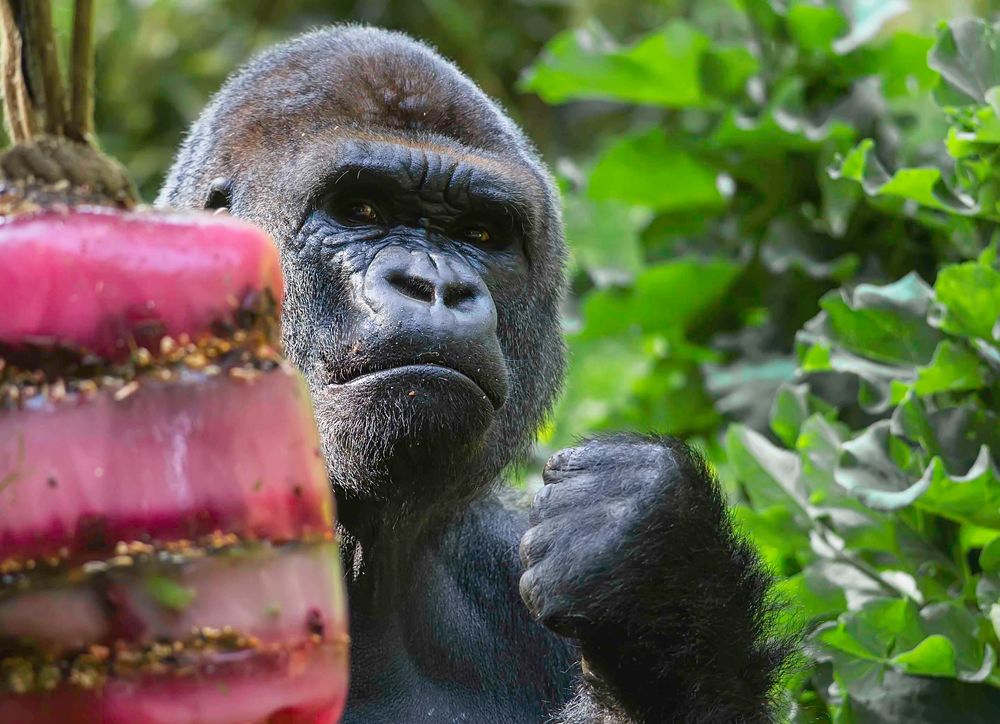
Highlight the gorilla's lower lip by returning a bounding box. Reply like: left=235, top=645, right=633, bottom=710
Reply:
left=331, top=364, right=503, bottom=409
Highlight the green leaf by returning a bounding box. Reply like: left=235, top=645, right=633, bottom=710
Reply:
left=725, top=424, right=808, bottom=512
left=914, top=340, right=987, bottom=395
left=700, top=45, right=759, bottom=98
left=863, top=32, right=939, bottom=98
left=931, top=261, right=1000, bottom=341
left=710, top=109, right=853, bottom=153
left=929, top=19, right=1000, bottom=106
left=817, top=273, right=944, bottom=365
left=915, top=447, right=1000, bottom=529
left=777, top=564, right=848, bottom=623
left=733, top=504, right=810, bottom=572
left=521, top=20, right=710, bottom=107
left=832, top=140, right=983, bottom=216
left=771, top=383, right=836, bottom=448
left=705, top=357, right=797, bottom=432
left=563, top=193, right=648, bottom=286
left=835, top=420, right=919, bottom=510
left=588, top=129, right=725, bottom=211
left=550, top=336, right=652, bottom=448
left=818, top=598, right=925, bottom=661
left=981, top=537, right=1000, bottom=573
left=145, top=575, right=196, bottom=611
left=578, top=258, right=740, bottom=340
left=832, top=0, right=909, bottom=55
left=760, top=216, right=860, bottom=281
left=890, top=635, right=958, bottom=677
left=786, top=1, right=846, bottom=54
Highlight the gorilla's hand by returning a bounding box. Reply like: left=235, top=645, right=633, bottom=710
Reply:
left=519, top=434, right=787, bottom=723
left=518, top=435, right=675, bottom=639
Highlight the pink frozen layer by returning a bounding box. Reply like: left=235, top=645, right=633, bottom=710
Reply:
left=0, top=544, right=347, bottom=656
left=0, top=642, right=348, bottom=724
left=0, top=208, right=283, bottom=358
left=0, top=368, right=332, bottom=560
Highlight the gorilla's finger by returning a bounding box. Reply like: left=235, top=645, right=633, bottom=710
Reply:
left=530, top=474, right=603, bottom=525
left=518, top=563, right=590, bottom=640
left=518, top=522, right=558, bottom=567
left=542, top=446, right=585, bottom=482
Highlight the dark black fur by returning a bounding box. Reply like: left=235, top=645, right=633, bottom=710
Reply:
left=159, top=25, right=789, bottom=723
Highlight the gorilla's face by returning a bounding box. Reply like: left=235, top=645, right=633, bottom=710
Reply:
left=279, top=139, right=543, bottom=503
left=159, top=28, right=567, bottom=514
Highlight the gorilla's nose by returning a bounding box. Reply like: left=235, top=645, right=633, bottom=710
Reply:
left=364, top=246, right=497, bottom=335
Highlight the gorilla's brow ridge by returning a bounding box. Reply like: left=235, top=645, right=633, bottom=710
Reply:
left=312, top=140, right=537, bottom=223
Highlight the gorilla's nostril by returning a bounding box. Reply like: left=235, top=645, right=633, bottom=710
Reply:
left=387, top=271, right=436, bottom=304
left=443, top=284, right=478, bottom=309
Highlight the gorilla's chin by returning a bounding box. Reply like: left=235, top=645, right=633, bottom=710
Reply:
left=311, top=365, right=497, bottom=502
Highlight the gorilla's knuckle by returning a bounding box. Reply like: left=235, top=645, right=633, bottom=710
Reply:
left=518, top=526, right=544, bottom=566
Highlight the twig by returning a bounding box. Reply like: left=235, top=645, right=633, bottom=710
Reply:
left=69, top=0, right=93, bottom=140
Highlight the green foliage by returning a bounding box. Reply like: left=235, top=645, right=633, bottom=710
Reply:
left=526, top=2, right=1000, bottom=719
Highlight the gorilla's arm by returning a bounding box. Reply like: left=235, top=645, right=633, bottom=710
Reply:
left=519, top=435, right=790, bottom=723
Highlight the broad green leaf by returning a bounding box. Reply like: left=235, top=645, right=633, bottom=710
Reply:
left=521, top=21, right=710, bottom=107
left=914, top=340, right=987, bottom=395
left=890, top=635, right=957, bottom=677
left=862, top=32, right=939, bottom=98
left=588, top=129, right=725, bottom=211
left=817, top=273, right=943, bottom=365
left=981, top=537, right=1000, bottom=573
left=726, top=424, right=808, bottom=512
left=733, top=504, right=810, bottom=572
left=786, top=1, right=846, bottom=53
left=832, top=139, right=983, bottom=216
left=578, top=259, right=740, bottom=340
left=917, top=603, right=992, bottom=681
left=818, top=598, right=925, bottom=661
left=700, top=45, right=759, bottom=98
left=550, top=335, right=652, bottom=447
left=704, top=357, right=797, bottom=432
left=931, top=261, right=1000, bottom=340
left=771, top=383, right=835, bottom=448
left=796, top=323, right=915, bottom=412
left=835, top=421, right=919, bottom=510
left=777, top=565, right=848, bottom=623
left=915, top=447, right=1000, bottom=529
left=563, top=193, right=648, bottom=286
left=929, top=19, right=1000, bottom=106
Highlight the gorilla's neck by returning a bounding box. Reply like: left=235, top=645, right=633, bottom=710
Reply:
left=333, top=483, right=477, bottom=612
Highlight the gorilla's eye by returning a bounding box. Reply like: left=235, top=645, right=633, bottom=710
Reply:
left=462, top=226, right=492, bottom=246
left=337, top=200, right=381, bottom=226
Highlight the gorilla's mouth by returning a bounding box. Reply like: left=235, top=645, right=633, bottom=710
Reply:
left=330, top=363, right=506, bottom=410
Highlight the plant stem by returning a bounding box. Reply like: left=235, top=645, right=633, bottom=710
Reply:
left=22, top=0, right=67, bottom=136
left=0, top=1, right=33, bottom=142
left=69, top=0, right=93, bottom=141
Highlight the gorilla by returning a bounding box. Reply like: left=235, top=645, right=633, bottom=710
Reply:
left=158, top=26, right=789, bottom=723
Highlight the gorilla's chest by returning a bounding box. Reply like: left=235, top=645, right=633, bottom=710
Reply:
left=341, top=545, right=576, bottom=722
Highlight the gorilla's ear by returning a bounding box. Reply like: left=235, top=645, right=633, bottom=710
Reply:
left=204, top=177, right=234, bottom=211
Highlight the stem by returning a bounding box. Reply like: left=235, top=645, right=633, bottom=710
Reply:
left=69, top=0, right=93, bottom=140
left=22, top=0, right=66, bottom=136
left=0, top=1, right=33, bottom=141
